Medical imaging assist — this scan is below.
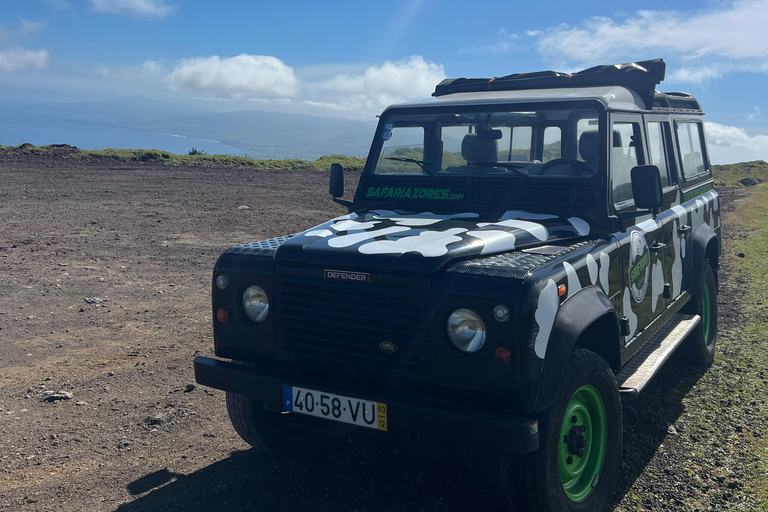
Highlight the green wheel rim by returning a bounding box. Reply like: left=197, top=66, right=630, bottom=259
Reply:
left=702, top=282, right=713, bottom=345
left=558, top=385, right=608, bottom=502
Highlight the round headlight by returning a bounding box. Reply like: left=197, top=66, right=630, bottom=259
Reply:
left=242, top=285, right=269, bottom=323
left=447, top=308, right=486, bottom=353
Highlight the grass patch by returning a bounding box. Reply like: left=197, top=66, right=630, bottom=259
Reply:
left=711, top=184, right=768, bottom=507
left=712, top=160, right=768, bottom=187
left=0, top=144, right=367, bottom=172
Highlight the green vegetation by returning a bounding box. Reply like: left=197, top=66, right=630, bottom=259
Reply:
left=2, top=143, right=765, bottom=182
left=712, top=160, right=768, bottom=187
left=688, top=184, right=768, bottom=509
left=0, top=144, right=367, bottom=172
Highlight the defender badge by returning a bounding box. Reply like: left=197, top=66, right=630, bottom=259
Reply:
left=324, top=269, right=370, bottom=283
left=379, top=341, right=397, bottom=353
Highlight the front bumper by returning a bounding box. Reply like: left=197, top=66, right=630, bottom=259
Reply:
left=194, top=356, right=539, bottom=454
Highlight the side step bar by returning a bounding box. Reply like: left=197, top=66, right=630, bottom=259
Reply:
left=616, top=313, right=701, bottom=398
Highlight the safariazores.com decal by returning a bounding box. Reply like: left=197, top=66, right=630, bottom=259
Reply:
left=364, top=185, right=466, bottom=202
left=275, top=209, right=592, bottom=270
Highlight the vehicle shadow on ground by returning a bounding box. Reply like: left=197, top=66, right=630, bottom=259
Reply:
left=114, top=431, right=511, bottom=512
left=116, top=360, right=709, bottom=512
left=609, top=354, right=711, bottom=508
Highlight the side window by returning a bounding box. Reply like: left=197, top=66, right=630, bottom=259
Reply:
left=676, top=122, right=708, bottom=179
left=647, top=122, right=670, bottom=187
left=505, top=126, right=532, bottom=161
left=611, top=121, right=642, bottom=207
left=542, top=126, right=562, bottom=162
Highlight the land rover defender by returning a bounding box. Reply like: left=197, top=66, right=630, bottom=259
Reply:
left=194, top=59, right=720, bottom=512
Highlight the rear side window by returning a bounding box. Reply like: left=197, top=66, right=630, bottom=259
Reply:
left=676, top=122, right=708, bottom=179
left=647, top=122, right=670, bottom=187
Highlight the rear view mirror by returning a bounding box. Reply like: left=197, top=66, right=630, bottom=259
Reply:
left=329, top=163, right=344, bottom=198
left=631, top=165, right=663, bottom=211
left=477, top=129, right=503, bottom=140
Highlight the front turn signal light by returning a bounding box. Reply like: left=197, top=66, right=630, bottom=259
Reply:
left=216, top=308, right=230, bottom=323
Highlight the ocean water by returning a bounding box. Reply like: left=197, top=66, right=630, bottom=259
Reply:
left=0, top=106, right=248, bottom=156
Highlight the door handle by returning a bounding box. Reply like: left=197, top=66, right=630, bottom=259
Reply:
left=677, top=224, right=691, bottom=234
left=650, top=241, right=666, bottom=252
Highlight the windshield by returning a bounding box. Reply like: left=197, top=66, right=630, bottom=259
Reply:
left=373, top=107, right=600, bottom=178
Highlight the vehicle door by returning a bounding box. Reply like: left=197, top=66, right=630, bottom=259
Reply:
left=643, top=116, right=681, bottom=308
left=672, top=119, right=716, bottom=295
left=609, top=113, right=665, bottom=342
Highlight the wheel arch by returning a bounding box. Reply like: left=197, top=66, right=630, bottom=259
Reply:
left=536, top=286, right=620, bottom=412
left=690, top=223, right=719, bottom=294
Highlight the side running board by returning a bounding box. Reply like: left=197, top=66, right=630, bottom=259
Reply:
left=616, top=313, right=701, bottom=398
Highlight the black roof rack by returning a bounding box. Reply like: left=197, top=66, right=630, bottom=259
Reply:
left=433, top=59, right=667, bottom=110
left=652, top=91, right=702, bottom=112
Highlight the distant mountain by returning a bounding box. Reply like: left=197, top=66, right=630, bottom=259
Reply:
left=38, top=97, right=214, bottom=122
left=0, top=97, right=376, bottom=159
left=71, top=106, right=378, bottom=159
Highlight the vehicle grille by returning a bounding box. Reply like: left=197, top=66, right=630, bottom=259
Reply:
left=274, top=269, right=431, bottom=381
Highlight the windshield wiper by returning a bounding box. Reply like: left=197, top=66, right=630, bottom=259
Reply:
left=384, top=157, right=438, bottom=177
left=467, top=161, right=533, bottom=181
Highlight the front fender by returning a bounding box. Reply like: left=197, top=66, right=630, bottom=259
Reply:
left=536, top=286, right=618, bottom=412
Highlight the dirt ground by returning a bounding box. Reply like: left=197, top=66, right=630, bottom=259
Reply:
left=0, top=148, right=755, bottom=511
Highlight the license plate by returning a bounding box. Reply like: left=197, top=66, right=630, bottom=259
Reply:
left=283, top=385, right=387, bottom=431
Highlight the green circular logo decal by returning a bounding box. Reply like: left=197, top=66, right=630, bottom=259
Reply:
left=629, top=231, right=650, bottom=302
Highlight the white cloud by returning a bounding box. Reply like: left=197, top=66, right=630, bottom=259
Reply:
left=0, top=48, right=48, bottom=72
left=747, top=106, right=762, bottom=122
left=167, top=54, right=299, bottom=99
left=17, top=19, right=46, bottom=37
left=460, top=29, right=523, bottom=55
left=705, top=122, right=768, bottom=164
left=140, top=59, right=162, bottom=74
left=670, top=66, right=724, bottom=84
left=88, top=0, right=174, bottom=18
left=310, top=55, right=445, bottom=114
left=0, top=18, right=46, bottom=44
left=706, top=122, right=768, bottom=150
left=533, top=1, right=768, bottom=62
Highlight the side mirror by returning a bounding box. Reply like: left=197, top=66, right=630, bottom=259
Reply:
left=631, top=165, right=663, bottom=211
left=329, top=163, right=344, bottom=198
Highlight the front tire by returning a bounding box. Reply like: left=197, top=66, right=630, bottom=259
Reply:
left=226, top=392, right=328, bottom=455
left=509, top=348, right=622, bottom=512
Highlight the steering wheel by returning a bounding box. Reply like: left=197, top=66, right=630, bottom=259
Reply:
left=537, top=158, right=596, bottom=177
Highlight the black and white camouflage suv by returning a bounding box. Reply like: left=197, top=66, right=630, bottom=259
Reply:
left=194, top=59, right=720, bottom=512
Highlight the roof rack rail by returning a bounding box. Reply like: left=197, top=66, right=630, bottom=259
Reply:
left=433, top=59, right=666, bottom=110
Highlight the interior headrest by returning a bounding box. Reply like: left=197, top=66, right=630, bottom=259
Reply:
left=461, top=133, right=498, bottom=163
left=579, top=131, right=599, bottom=164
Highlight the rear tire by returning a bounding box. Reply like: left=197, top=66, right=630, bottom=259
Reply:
left=226, top=392, right=328, bottom=455
left=507, top=348, right=622, bottom=512
left=681, top=261, right=717, bottom=365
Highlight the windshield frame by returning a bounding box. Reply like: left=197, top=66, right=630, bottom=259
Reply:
left=364, top=99, right=606, bottom=180
left=353, top=99, right=610, bottom=220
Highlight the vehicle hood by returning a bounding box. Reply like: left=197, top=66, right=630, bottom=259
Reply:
left=274, top=209, right=591, bottom=273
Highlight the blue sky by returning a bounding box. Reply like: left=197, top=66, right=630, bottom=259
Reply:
left=1, top=0, right=767, bottom=163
